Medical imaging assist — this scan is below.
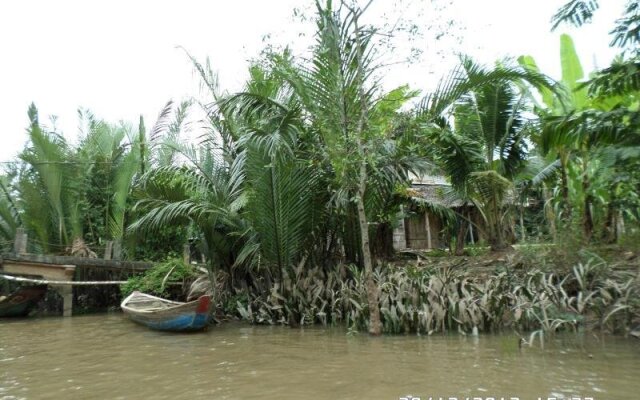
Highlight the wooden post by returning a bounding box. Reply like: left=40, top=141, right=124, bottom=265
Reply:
left=13, top=228, right=22, bottom=253
left=520, top=205, right=526, bottom=242
left=468, top=211, right=475, bottom=245
left=104, top=241, right=113, bottom=260
left=392, top=208, right=407, bottom=251
left=425, top=212, right=432, bottom=250
left=14, top=228, right=27, bottom=254
left=21, top=232, right=28, bottom=254
left=183, top=244, right=191, bottom=265
left=112, top=240, right=122, bottom=260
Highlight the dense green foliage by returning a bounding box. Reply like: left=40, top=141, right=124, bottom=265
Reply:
left=0, top=1, right=638, bottom=334
left=120, top=258, right=198, bottom=298
left=228, top=258, right=639, bottom=335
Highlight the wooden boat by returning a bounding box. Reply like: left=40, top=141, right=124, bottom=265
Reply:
left=0, top=285, right=47, bottom=317
left=120, top=291, right=212, bottom=332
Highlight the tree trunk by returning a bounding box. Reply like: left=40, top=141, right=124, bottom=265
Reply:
left=357, top=166, right=382, bottom=336
left=454, top=217, right=468, bottom=256
left=488, top=199, right=509, bottom=252
left=372, top=222, right=394, bottom=260
left=601, top=182, right=620, bottom=244
left=343, top=206, right=361, bottom=266
left=582, top=165, right=593, bottom=242
left=352, top=6, right=381, bottom=336
left=560, top=154, right=572, bottom=221
left=542, top=184, right=557, bottom=241
left=603, top=198, right=617, bottom=244
left=519, top=205, right=526, bottom=242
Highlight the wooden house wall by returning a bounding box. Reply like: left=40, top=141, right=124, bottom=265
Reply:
left=404, top=212, right=442, bottom=250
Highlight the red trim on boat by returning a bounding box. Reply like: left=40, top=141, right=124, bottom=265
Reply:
left=195, top=295, right=211, bottom=314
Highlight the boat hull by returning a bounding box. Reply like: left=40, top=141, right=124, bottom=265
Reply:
left=0, top=285, right=47, bottom=318
left=121, top=291, right=212, bottom=332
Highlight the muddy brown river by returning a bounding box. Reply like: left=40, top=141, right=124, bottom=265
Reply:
left=1, top=314, right=638, bottom=399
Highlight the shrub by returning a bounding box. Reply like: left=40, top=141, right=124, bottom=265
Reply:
left=120, top=257, right=198, bottom=299
left=227, top=258, right=639, bottom=336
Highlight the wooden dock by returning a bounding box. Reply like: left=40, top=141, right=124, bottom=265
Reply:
left=0, top=230, right=155, bottom=317
left=0, top=253, right=153, bottom=317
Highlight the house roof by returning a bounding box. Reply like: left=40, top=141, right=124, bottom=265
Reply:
left=410, top=182, right=519, bottom=209
left=409, top=183, right=467, bottom=208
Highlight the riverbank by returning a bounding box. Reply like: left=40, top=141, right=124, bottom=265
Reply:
left=19, top=245, right=640, bottom=338
left=224, top=246, right=639, bottom=337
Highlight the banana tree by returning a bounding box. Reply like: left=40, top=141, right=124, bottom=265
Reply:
left=521, top=34, right=640, bottom=240
left=519, top=34, right=588, bottom=222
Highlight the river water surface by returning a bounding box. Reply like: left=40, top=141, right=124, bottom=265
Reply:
left=1, top=314, right=638, bottom=400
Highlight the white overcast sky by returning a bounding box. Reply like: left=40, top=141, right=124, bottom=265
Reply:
left=0, top=0, right=625, bottom=162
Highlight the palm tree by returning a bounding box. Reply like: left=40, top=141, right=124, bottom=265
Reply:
left=0, top=175, right=20, bottom=252
left=419, top=57, right=557, bottom=251
left=15, top=104, right=145, bottom=255
left=17, top=104, right=86, bottom=252
left=263, top=0, right=404, bottom=334
left=552, top=1, right=640, bottom=104
left=130, top=2, right=432, bottom=333
left=219, top=1, right=424, bottom=333
left=75, top=109, right=143, bottom=243
left=219, top=63, right=323, bottom=285
left=128, top=130, right=246, bottom=273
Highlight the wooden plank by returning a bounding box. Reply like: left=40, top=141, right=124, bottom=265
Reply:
left=2, top=262, right=75, bottom=281
left=405, top=214, right=428, bottom=249
left=1, top=253, right=152, bottom=271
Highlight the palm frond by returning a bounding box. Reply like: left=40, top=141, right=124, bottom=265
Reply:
left=526, top=157, right=562, bottom=186
left=587, top=58, right=640, bottom=97
left=243, top=149, right=318, bottom=272
left=551, top=0, right=600, bottom=31
left=418, top=56, right=560, bottom=122
left=610, top=1, right=640, bottom=48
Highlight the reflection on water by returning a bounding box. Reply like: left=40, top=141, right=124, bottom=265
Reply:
left=1, top=314, right=639, bottom=399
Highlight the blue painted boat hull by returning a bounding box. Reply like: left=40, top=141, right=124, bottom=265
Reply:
left=121, top=292, right=212, bottom=332
left=129, top=310, right=211, bottom=332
